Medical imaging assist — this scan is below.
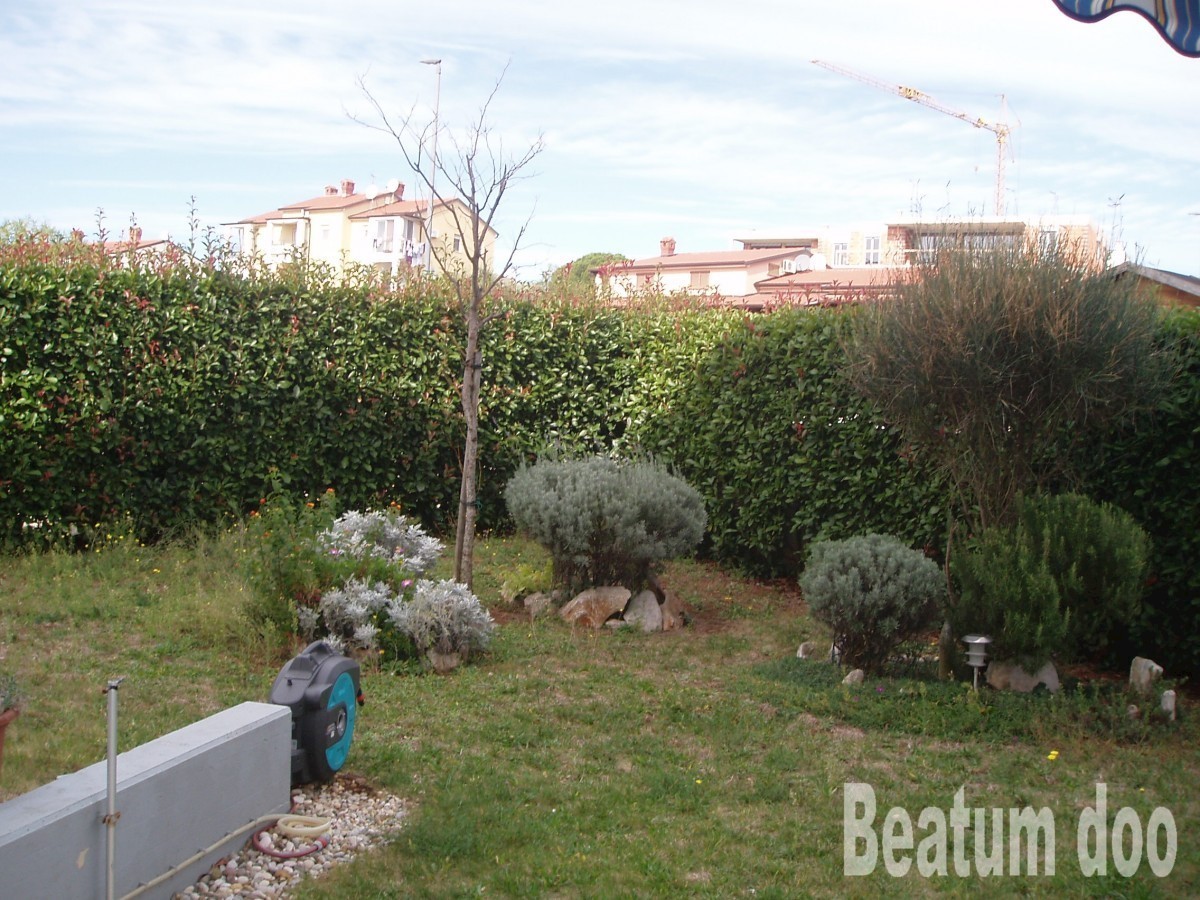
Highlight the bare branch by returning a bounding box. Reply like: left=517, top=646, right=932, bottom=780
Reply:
left=350, top=63, right=545, bottom=588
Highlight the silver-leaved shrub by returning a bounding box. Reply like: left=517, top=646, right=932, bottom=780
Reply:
left=387, top=579, right=495, bottom=658
left=504, top=455, right=706, bottom=592
left=318, top=509, right=442, bottom=576
left=799, top=533, right=943, bottom=674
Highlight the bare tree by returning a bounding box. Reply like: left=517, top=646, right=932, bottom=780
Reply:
left=355, top=68, right=544, bottom=587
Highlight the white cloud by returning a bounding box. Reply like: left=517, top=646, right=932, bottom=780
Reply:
left=2, top=0, right=1198, bottom=273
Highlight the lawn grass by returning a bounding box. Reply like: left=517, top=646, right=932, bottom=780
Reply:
left=1, top=531, right=1197, bottom=897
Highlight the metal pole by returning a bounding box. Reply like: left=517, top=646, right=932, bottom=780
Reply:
left=421, top=58, right=442, bottom=275
left=103, top=677, right=124, bottom=900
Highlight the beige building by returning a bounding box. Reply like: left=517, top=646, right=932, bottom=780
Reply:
left=599, top=216, right=1107, bottom=308
left=226, top=178, right=496, bottom=278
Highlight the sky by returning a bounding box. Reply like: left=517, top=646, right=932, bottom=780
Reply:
left=2, top=0, right=1199, bottom=279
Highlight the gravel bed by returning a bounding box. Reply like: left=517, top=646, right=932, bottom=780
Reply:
left=174, top=775, right=409, bottom=899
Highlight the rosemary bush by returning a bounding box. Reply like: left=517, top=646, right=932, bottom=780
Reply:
left=504, top=455, right=706, bottom=592
left=951, top=492, right=1149, bottom=666
left=798, top=533, right=944, bottom=673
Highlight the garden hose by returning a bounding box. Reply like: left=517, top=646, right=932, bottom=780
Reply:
left=251, top=813, right=333, bottom=859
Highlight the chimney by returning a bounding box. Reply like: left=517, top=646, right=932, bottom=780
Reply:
left=393, top=182, right=405, bottom=200
left=129, top=226, right=142, bottom=245
left=340, top=179, right=356, bottom=196
left=324, top=185, right=338, bottom=196
left=660, top=236, right=676, bottom=257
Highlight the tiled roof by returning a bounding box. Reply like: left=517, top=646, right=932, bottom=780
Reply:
left=1112, top=262, right=1200, bottom=298
left=229, top=208, right=287, bottom=225
left=625, top=248, right=801, bottom=270
left=348, top=199, right=430, bottom=219
left=279, top=193, right=368, bottom=211
left=756, top=266, right=901, bottom=289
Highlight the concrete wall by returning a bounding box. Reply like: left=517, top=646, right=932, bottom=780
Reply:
left=0, top=701, right=291, bottom=900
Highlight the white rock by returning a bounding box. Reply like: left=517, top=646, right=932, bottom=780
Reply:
left=1162, top=689, right=1177, bottom=722
left=842, top=669, right=865, bottom=685
left=986, top=659, right=1059, bottom=694
left=623, top=590, right=663, bottom=633
left=1130, top=656, right=1164, bottom=695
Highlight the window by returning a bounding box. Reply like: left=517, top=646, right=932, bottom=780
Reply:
left=917, top=231, right=1018, bottom=262
left=864, top=236, right=881, bottom=265
left=272, top=222, right=297, bottom=246
left=452, top=234, right=462, bottom=253
left=690, top=270, right=710, bottom=289
left=1038, top=228, right=1058, bottom=255
left=638, top=272, right=652, bottom=287
left=373, top=219, right=394, bottom=253
left=833, top=242, right=849, bottom=266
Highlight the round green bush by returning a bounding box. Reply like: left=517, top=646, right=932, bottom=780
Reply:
left=504, top=455, right=706, bottom=591
left=951, top=492, right=1150, bottom=666
left=798, top=533, right=944, bottom=673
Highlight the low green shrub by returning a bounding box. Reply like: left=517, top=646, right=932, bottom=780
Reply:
left=0, top=670, right=21, bottom=712
left=504, top=455, right=706, bottom=592
left=797, top=533, right=943, bottom=673
left=951, top=493, right=1150, bottom=667
left=241, top=491, right=341, bottom=640
left=1016, top=492, right=1149, bottom=661
left=242, top=498, right=491, bottom=666
left=950, top=526, right=1069, bottom=669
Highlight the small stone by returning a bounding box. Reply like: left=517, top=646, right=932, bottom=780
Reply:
left=523, top=592, right=552, bottom=618
left=986, top=659, right=1059, bottom=694
left=796, top=641, right=817, bottom=659
left=842, top=669, right=865, bottom=685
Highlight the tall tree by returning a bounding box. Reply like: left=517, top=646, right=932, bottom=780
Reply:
left=546, top=251, right=630, bottom=298
left=845, top=245, right=1168, bottom=532
left=356, top=69, right=544, bottom=588
left=844, top=244, right=1169, bottom=676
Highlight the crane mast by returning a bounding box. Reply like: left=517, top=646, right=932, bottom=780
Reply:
left=812, top=59, right=1011, bottom=216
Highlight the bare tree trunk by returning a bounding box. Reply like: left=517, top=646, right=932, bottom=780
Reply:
left=354, top=70, right=543, bottom=591
left=453, top=318, right=483, bottom=588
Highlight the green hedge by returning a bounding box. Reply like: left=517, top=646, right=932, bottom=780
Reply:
left=1074, top=307, right=1200, bottom=671
left=629, top=309, right=949, bottom=576
left=0, top=260, right=466, bottom=540
left=3, top=257, right=1198, bottom=673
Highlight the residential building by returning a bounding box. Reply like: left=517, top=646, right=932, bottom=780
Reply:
left=598, top=215, right=1107, bottom=309
left=595, top=237, right=804, bottom=300
left=1112, top=262, right=1200, bottom=308
left=225, top=179, right=496, bottom=278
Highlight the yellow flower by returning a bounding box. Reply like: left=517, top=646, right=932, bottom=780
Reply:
left=1047, top=750, right=1059, bottom=761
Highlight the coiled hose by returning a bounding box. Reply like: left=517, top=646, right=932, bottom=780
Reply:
left=251, top=813, right=333, bottom=859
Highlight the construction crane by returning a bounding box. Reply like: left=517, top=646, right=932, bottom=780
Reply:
left=812, top=59, right=1012, bottom=217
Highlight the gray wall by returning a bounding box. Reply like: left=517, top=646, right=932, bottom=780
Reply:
left=0, top=701, right=291, bottom=900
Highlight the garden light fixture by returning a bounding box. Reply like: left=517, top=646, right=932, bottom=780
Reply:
left=962, top=634, right=992, bottom=691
